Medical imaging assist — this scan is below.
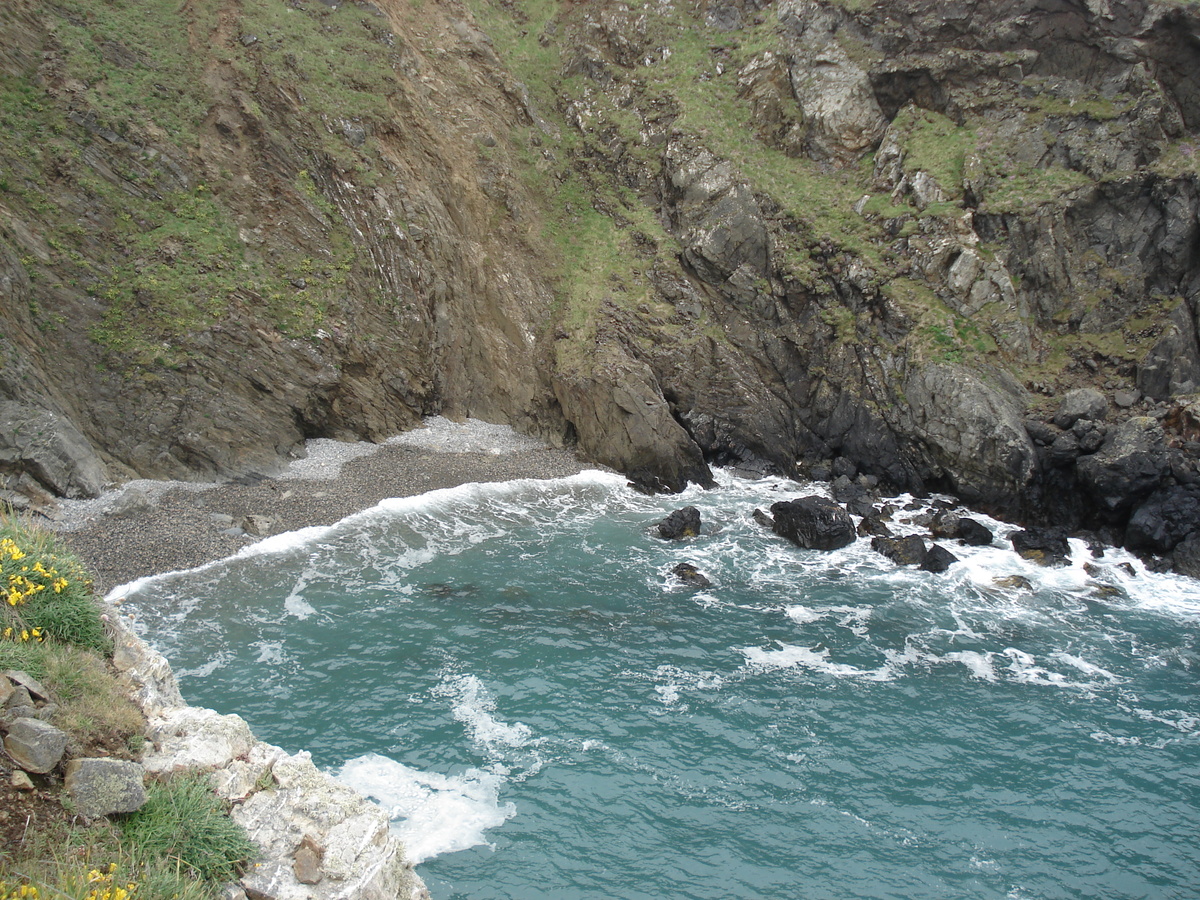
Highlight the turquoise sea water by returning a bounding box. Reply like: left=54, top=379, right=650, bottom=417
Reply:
left=118, top=470, right=1200, bottom=899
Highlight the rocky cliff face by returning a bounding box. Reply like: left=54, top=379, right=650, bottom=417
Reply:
left=2, top=0, right=1198, bottom=566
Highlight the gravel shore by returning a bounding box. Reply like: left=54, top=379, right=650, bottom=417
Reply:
left=48, top=419, right=591, bottom=596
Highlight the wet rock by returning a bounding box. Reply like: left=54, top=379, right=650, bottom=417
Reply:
left=857, top=516, right=893, bottom=538
left=672, top=562, right=712, bottom=589
left=3, top=717, right=68, bottom=773
left=658, top=506, right=701, bottom=540
left=1053, top=388, right=1107, bottom=429
left=770, top=497, right=856, bottom=551
left=1011, top=528, right=1072, bottom=566
left=1076, top=417, right=1169, bottom=513
left=751, top=508, right=774, bottom=529
left=957, top=518, right=995, bottom=546
left=1125, top=487, right=1200, bottom=554
left=994, top=575, right=1034, bottom=590
left=920, top=544, right=959, bottom=573
left=64, top=758, right=147, bottom=818
left=871, top=534, right=927, bottom=566
left=1172, top=532, right=1200, bottom=578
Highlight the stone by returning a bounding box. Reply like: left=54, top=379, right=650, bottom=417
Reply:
left=871, top=534, right=927, bottom=566
left=657, top=506, right=701, bottom=540
left=770, top=497, right=857, bottom=551
left=293, top=835, right=324, bottom=885
left=3, top=717, right=68, bottom=773
left=1114, top=390, right=1140, bottom=409
left=957, top=518, right=995, bottom=547
left=1172, top=532, right=1200, bottom=579
left=1053, top=388, right=1107, bottom=429
left=672, top=563, right=712, bottom=589
left=5, top=685, right=34, bottom=710
left=920, top=544, right=959, bottom=573
left=0, top=676, right=12, bottom=706
left=1076, top=417, right=1169, bottom=513
left=857, top=516, right=893, bottom=538
left=142, top=706, right=256, bottom=775
left=1011, top=528, right=1072, bottom=566
left=0, top=402, right=107, bottom=499
left=240, top=515, right=274, bottom=538
left=1125, top=488, right=1200, bottom=554
left=104, top=485, right=154, bottom=518
left=12, top=770, right=35, bottom=791
left=994, top=575, right=1034, bottom=590
left=107, top=611, right=186, bottom=716
left=5, top=671, right=50, bottom=703
left=64, top=758, right=147, bottom=818
left=751, top=508, right=774, bottom=529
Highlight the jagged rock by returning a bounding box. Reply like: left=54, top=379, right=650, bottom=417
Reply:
left=904, top=363, right=1036, bottom=508
left=770, top=497, right=856, bottom=550
left=1076, top=417, right=1169, bottom=513
left=957, top=518, right=995, bottom=546
left=1053, top=388, right=1107, bottom=429
left=1025, top=419, right=1060, bottom=446
left=142, top=706, right=256, bottom=775
left=1011, top=528, right=1072, bottom=566
left=871, top=534, right=927, bottom=566
left=6, top=686, right=34, bottom=710
left=658, top=507, right=701, bottom=540
left=672, top=563, right=712, bottom=589
left=1114, top=390, right=1140, bottom=409
left=3, top=717, right=68, bottom=773
left=5, top=670, right=50, bottom=703
left=920, top=544, right=959, bottom=573
left=752, top=508, right=774, bottom=529
left=240, top=515, right=274, bottom=538
left=857, top=515, right=893, bottom=538
left=64, top=758, right=148, bottom=818
left=0, top=676, right=12, bottom=706
left=0, top=402, right=107, bottom=499
left=11, top=770, right=35, bottom=791
left=1172, top=532, right=1200, bottom=578
left=233, top=750, right=425, bottom=900
left=1125, top=487, right=1200, bottom=554
left=107, top=612, right=185, bottom=716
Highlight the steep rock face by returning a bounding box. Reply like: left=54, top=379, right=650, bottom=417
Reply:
left=1, top=0, right=1199, bottom=565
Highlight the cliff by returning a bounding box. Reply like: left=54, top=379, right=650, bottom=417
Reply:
left=1, top=0, right=1198, bottom=567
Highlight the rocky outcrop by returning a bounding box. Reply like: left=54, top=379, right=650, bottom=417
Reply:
left=658, top=506, right=702, bottom=540
left=107, top=613, right=428, bottom=900
left=770, top=497, right=857, bottom=550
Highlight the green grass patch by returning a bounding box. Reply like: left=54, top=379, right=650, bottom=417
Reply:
left=119, top=775, right=257, bottom=885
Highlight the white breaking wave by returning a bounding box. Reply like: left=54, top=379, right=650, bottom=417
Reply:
left=335, top=753, right=516, bottom=865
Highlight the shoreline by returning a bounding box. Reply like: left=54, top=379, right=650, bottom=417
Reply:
left=48, top=419, right=592, bottom=596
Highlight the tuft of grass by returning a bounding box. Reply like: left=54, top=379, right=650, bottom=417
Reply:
left=119, top=775, right=257, bottom=885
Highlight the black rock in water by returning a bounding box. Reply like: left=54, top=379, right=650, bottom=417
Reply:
left=770, top=497, right=856, bottom=551
left=1011, top=528, right=1071, bottom=566
left=957, top=518, right=994, bottom=546
left=920, top=544, right=959, bottom=573
left=871, top=534, right=927, bottom=566
left=752, top=508, right=774, bottom=529
left=658, top=506, right=701, bottom=540
left=673, top=562, right=712, bottom=589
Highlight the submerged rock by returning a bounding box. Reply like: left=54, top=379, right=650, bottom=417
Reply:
left=658, top=506, right=701, bottom=540
left=871, top=534, right=927, bottom=566
left=673, top=562, right=712, bottom=589
left=770, top=497, right=856, bottom=551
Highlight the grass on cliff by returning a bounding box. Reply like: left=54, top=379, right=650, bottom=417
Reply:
left=0, top=515, right=255, bottom=900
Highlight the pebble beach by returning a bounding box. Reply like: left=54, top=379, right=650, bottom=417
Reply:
left=48, top=418, right=590, bottom=596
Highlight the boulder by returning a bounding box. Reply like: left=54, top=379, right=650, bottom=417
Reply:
left=871, top=534, right=927, bottom=566
left=5, top=670, right=50, bottom=702
left=920, top=544, right=959, bottom=573
left=0, top=401, right=107, bottom=499
left=857, top=515, right=893, bottom=538
left=672, top=563, right=712, bottom=589
left=751, top=508, right=774, bottom=529
left=770, top=497, right=857, bottom=550
left=1076, top=417, right=1169, bottom=513
left=1125, top=487, right=1200, bottom=554
left=1011, top=528, right=1072, bottom=566
left=0, top=676, right=12, bottom=706
left=1053, top=388, right=1107, bottom=429
left=64, top=758, right=147, bottom=818
left=240, top=515, right=274, bottom=538
left=3, top=717, right=68, bottom=773
left=957, top=518, right=995, bottom=547
left=11, top=770, right=35, bottom=791
left=1172, top=532, right=1200, bottom=579
left=658, top=506, right=701, bottom=540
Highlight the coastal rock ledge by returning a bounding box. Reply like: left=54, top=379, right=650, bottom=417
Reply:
left=107, top=609, right=429, bottom=900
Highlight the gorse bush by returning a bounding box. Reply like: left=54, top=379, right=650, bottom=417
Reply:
left=0, top=512, right=109, bottom=655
